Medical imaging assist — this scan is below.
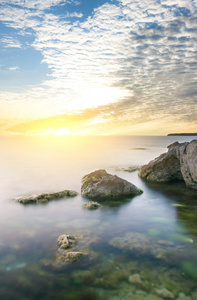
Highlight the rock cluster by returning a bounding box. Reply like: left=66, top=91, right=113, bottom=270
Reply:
left=43, top=234, right=85, bottom=269
left=13, top=190, right=78, bottom=204
left=81, top=169, right=143, bottom=200
left=43, top=230, right=100, bottom=270
left=139, top=140, right=197, bottom=190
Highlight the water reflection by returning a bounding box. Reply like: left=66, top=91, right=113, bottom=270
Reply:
left=0, top=136, right=196, bottom=299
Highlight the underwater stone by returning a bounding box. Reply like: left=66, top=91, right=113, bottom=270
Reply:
left=43, top=230, right=100, bottom=270
left=13, top=190, right=78, bottom=204
left=155, top=288, right=175, bottom=299
left=81, top=169, right=143, bottom=201
left=61, top=252, right=84, bottom=262
left=82, top=201, right=101, bottom=209
left=128, top=274, right=143, bottom=285
left=109, top=232, right=193, bottom=264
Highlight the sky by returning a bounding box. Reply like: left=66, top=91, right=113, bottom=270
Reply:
left=0, top=0, right=197, bottom=136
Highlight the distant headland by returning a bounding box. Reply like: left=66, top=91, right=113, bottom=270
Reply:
left=167, top=133, right=197, bottom=136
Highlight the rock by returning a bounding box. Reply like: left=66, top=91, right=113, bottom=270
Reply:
left=81, top=169, right=143, bottom=200
left=58, top=252, right=84, bottom=262
left=139, top=140, right=197, bottom=190
left=82, top=201, right=101, bottom=209
left=128, top=274, right=143, bottom=285
left=57, top=234, right=78, bottom=249
left=116, top=166, right=141, bottom=172
left=155, top=288, right=175, bottom=299
left=43, top=230, right=100, bottom=270
left=109, top=232, right=192, bottom=264
left=139, top=144, right=183, bottom=182
left=177, top=140, right=197, bottom=189
left=13, top=190, right=78, bottom=204
left=46, top=251, right=85, bottom=269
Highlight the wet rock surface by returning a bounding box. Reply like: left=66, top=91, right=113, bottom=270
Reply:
left=139, top=140, right=197, bottom=190
left=81, top=169, right=143, bottom=200
left=57, top=234, right=78, bottom=249
left=13, top=190, right=78, bottom=204
left=82, top=201, right=101, bottom=209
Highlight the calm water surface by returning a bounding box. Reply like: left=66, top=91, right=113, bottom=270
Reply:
left=0, top=136, right=197, bottom=300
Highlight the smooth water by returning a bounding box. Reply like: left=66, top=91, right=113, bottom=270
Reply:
left=0, top=136, right=197, bottom=300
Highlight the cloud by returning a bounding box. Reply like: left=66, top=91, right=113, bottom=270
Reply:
left=6, top=92, right=197, bottom=135
left=66, top=12, right=83, bottom=18
left=0, top=0, right=197, bottom=134
left=0, top=0, right=80, bottom=10
left=8, top=66, right=20, bottom=71
left=1, top=36, right=22, bottom=48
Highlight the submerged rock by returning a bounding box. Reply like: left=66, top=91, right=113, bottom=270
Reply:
left=155, top=288, right=175, bottom=299
left=81, top=169, right=143, bottom=201
left=43, top=230, right=100, bottom=270
left=109, top=232, right=194, bottom=264
left=128, top=274, right=143, bottom=285
left=13, top=190, right=78, bottom=204
left=82, top=201, right=101, bottom=209
left=55, top=251, right=84, bottom=263
left=139, top=140, right=197, bottom=190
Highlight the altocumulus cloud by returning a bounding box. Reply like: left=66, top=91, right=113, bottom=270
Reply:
left=0, top=0, right=197, bottom=134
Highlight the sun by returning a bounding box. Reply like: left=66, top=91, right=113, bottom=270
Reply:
left=54, top=127, right=71, bottom=136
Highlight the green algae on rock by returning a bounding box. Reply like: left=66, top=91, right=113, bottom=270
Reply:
left=81, top=169, right=143, bottom=201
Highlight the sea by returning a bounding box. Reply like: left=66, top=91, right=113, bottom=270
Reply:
left=0, top=135, right=197, bottom=300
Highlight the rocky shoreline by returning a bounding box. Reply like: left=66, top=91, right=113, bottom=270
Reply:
left=139, top=140, right=197, bottom=190
left=13, top=140, right=197, bottom=206
left=12, top=140, right=196, bottom=269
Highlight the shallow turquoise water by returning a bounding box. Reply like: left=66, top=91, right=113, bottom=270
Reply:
left=0, top=136, right=196, bottom=300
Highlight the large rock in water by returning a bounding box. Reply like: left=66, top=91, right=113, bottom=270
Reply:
left=81, top=169, right=143, bottom=200
left=139, top=140, right=197, bottom=190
